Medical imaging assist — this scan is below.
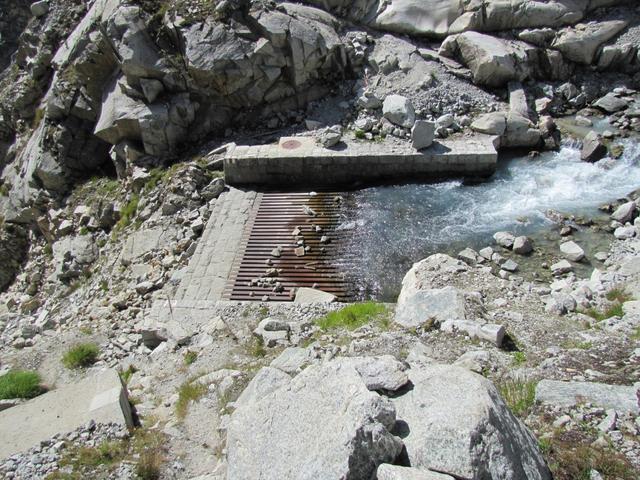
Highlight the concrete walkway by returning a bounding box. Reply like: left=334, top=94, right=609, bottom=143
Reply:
left=0, top=369, right=133, bottom=459
left=224, top=135, right=498, bottom=187
left=150, top=187, right=259, bottom=324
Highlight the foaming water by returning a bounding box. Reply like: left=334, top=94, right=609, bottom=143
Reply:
left=341, top=140, right=640, bottom=301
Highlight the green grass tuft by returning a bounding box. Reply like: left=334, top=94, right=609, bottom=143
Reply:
left=605, top=287, right=632, bottom=303
left=175, top=380, right=207, bottom=420
left=0, top=370, right=45, bottom=399
left=497, top=378, right=537, bottom=418
left=583, top=303, right=624, bottom=321
left=62, top=343, right=100, bottom=369
left=511, top=351, right=526, bottom=366
left=316, top=302, right=388, bottom=331
left=115, top=194, right=140, bottom=230
left=183, top=350, right=198, bottom=365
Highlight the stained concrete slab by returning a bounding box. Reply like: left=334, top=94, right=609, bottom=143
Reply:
left=0, top=369, right=134, bottom=459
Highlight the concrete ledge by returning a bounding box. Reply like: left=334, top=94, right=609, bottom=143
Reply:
left=224, top=135, right=498, bottom=187
left=0, top=369, right=133, bottom=459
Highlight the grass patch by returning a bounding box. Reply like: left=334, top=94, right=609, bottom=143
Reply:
left=51, top=428, right=166, bottom=480
left=605, top=287, right=632, bottom=303
left=0, top=370, right=45, bottom=399
left=583, top=303, right=624, bottom=321
left=497, top=378, right=537, bottom=418
left=562, top=340, right=593, bottom=350
left=132, top=429, right=165, bottom=480
left=175, top=380, right=207, bottom=420
left=115, top=194, right=140, bottom=230
left=511, top=351, right=526, bottom=366
left=60, top=439, right=128, bottom=471
left=544, top=434, right=638, bottom=480
left=62, top=343, right=100, bottom=369
left=248, top=336, right=266, bottom=358
left=183, top=350, right=198, bottom=365
left=316, top=302, right=388, bottom=331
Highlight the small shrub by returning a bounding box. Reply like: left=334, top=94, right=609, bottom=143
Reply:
left=79, top=226, right=89, bottom=236
left=115, top=194, right=140, bottom=230
left=0, top=370, right=45, bottom=399
left=99, top=279, right=109, bottom=292
left=316, top=302, right=388, bottom=331
left=183, top=350, right=198, bottom=365
left=354, top=129, right=366, bottom=139
left=62, top=343, right=100, bottom=369
left=175, top=380, right=207, bottom=420
left=119, top=365, right=137, bottom=385
left=497, top=378, right=537, bottom=418
left=605, top=287, right=632, bottom=303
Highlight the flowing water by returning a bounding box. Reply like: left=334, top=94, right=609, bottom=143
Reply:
left=340, top=140, right=640, bottom=301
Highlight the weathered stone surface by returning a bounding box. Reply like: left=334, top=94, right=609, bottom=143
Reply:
left=30, top=0, right=50, bottom=17
left=270, top=347, right=312, bottom=374
left=560, top=241, right=585, bottom=262
left=53, top=235, right=99, bottom=280
left=580, top=131, right=607, bottom=162
left=441, top=32, right=536, bottom=87
left=374, top=0, right=460, bottom=37
left=593, top=92, right=630, bottom=113
left=512, top=236, right=533, bottom=254
left=227, top=359, right=404, bottom=480
left=611, top=201, right=636, bottom=223
left=494, top=231, right=515, bottom=249
left=614, top=225, right=636, bottom=239
left=441, top=320, right=506, bottom=347
left=536, top=380, right=639, bottom=414
left=471, top=112, right=507, bottom=136
left=235, top=367, right=292, bottom=408
left=551, top=21, right=628, bottom=65
left=377, top=464, right=455, bottom=480
left=395, top=286, right=467, bottom=328
left=348, top=355, right=409, bottom=391
left=551, top=259, right=573, bottom=275
left=383, top=95, right=415, bottom=128
left=411, top=120, right=435, bottom=150
left=393, top=364, right=551, bottom=480
left=0, top=369, right=134, bottom=459
left=503, top=113, right=541, bottom=148
left=294, top=287, right=336, bottom=303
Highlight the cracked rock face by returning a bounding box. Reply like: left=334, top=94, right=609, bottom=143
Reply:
left=226, top=358, right=404, bottom=480
left=227, top=357, right=551, bottom=480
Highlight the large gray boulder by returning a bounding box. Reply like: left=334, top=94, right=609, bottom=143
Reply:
left=226, top=359, right=404, bottom=480
left=53, top=235, right=99, bottom=280
left=395, top=255, right=470, bottom=328
left=551, top=20, right=628, bottom=65
left=450, top=0, right=588, bottom=33
left=471, top=112, right=507, bottom=136
left=392, top=364, right=552, bottom=480
left=440, top=32, right=536, bottom=87
left=373, top=0, right=461, bottom=37
left=383, top=95, right=416, bottom=128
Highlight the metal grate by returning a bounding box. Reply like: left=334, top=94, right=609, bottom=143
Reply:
left=223, top=192, right=352, bottom=302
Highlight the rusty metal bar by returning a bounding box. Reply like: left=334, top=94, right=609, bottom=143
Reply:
left=223, top=192, right=352, bottom=302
